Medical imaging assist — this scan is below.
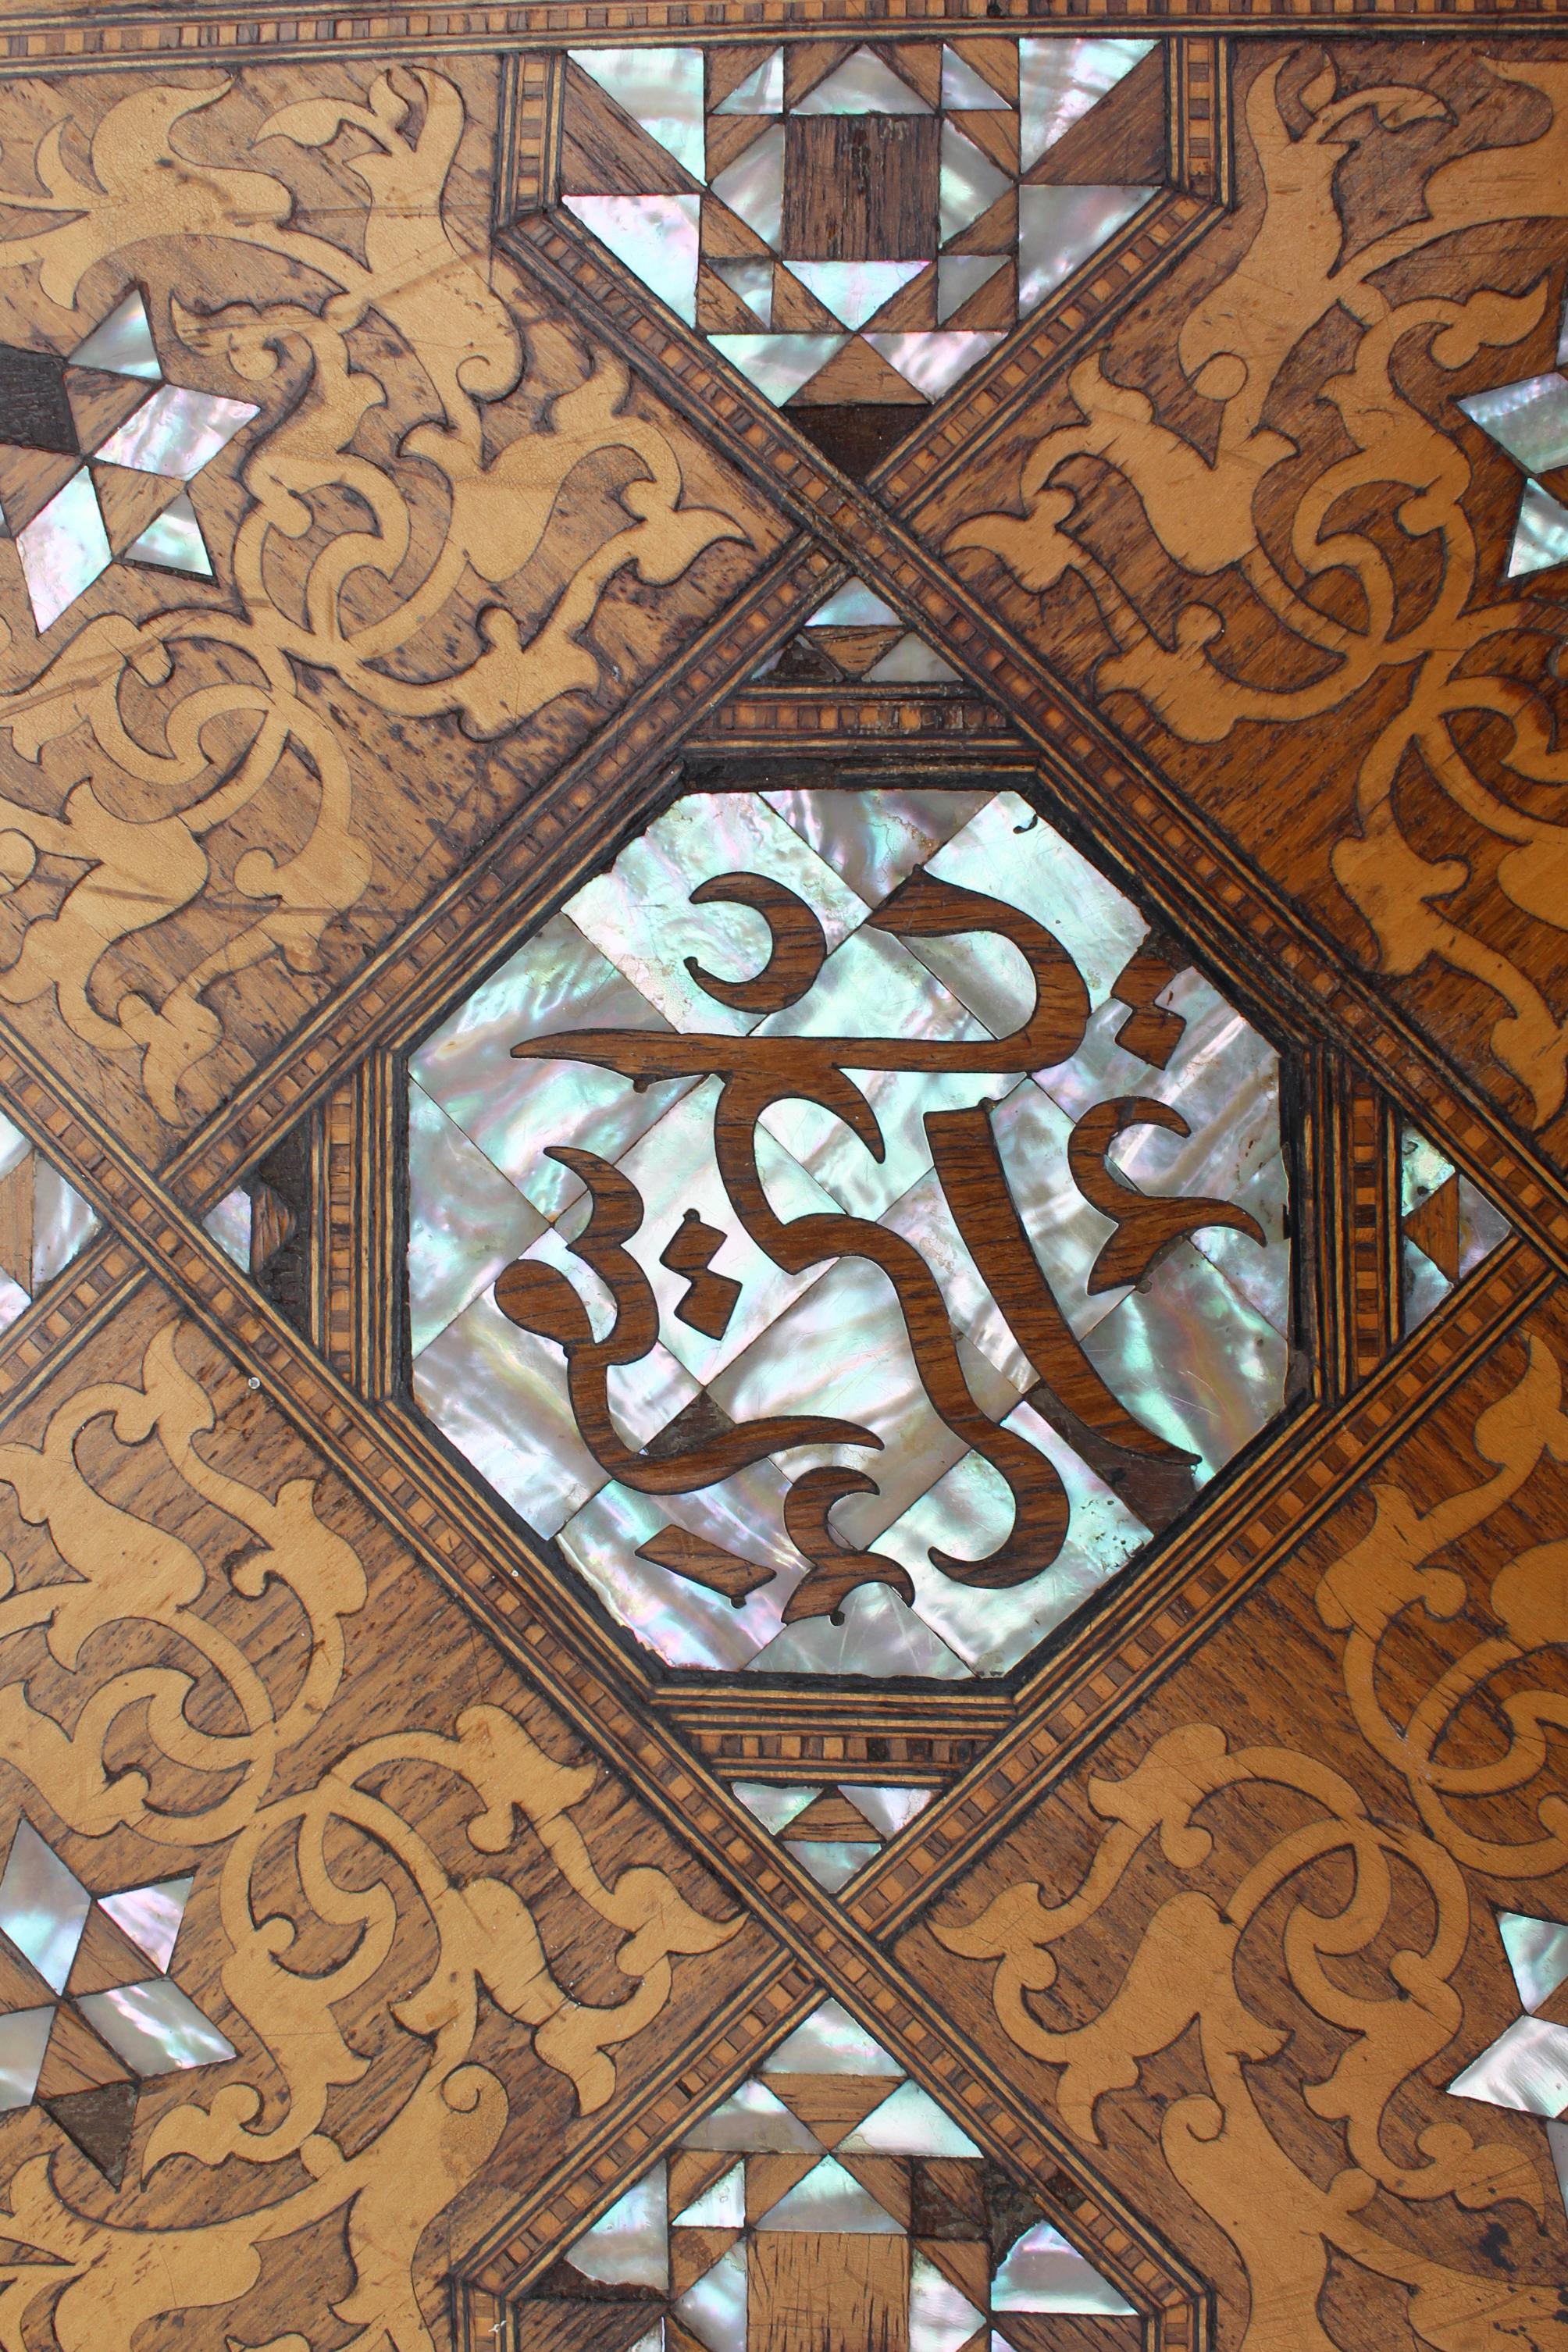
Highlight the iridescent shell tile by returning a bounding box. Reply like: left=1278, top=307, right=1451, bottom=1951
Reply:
left=871, top=1398, right=1146, bottom=1675
left=566, top=2168, right=668, bottom=2291
left=556, top=1480, right=787, bottom=1670
left=407, top=1082, right=547, bottom=1356
left=566, top=790, right=869, bottom=1032
left=708, top=1254, right=973, bottom=1543
left=412, top=1288, right=612, bottom=1538
left=923, top=789, right=1148, bottom=1022
left=764, top=787, right=989, bottom=912
left=747, top=1577, right=969, bottom=1678
left=411, top=911, right=688, bottom=1221
left=1082, top=1242, right=1287, bottom=1481
left=601, top=1076, right=844, bottom=1385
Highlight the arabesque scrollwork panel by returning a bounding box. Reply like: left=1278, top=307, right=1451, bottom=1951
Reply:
left=0, top=59, right=776, bottom=1164
left=925, top=39, right=1568, bottom=1147
left=0, top=1288, right=764, bottom=2351
left=909, top=1302, right=1568, bottom=2352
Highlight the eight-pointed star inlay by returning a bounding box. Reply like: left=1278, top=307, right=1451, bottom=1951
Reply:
left=1458, top=288, right=1568, bottom=579
left=0, top=289, right=258, bottom=632
left=0, top=1819, right=234, bottom=2186
left=1447, top=1908, right=1568, bottom=2218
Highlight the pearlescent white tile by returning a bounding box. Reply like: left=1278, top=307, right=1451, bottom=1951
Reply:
left=755, top=925, right=1014, bottom=1222
left=557, top=1481, right=786, bottom=1670
left=840, top=2079, right=980, bottom=2157
left=503, top=1213, right=701, bottom=1444
left=675, top=2244, right=747, bottom=2352
left=684, top=2079, right=819, bottom=2150
left=569, top=2165, right=669, bottom=2291
left=203, top=1188, right=252, bottom=1271
left=764, top=1998, right=902, bottom=2074
left=413, top=1287, right=611, bottom=1538
left=733, top=1782, right=821, bottom=1834
left=0, top=1819, right=89, bottom=1994
left=990, top=1077, right=1126, bottom=1340
left=785, top=1836, right=872, bottom=1890
left=604, top=1076, right=845, bottom=1385
left=1459, top=372, right=1568, bottom=476
left=789, top=261, right=928, bottom=330
left=1402, top=1237, right=1452, bottom=1334
left=675, top=2161, right=745, bottom=2225
left=1448, top=2013, right=1568, bottom=2119
left=93, top=385, right=257, bottom=479
left=940, top=45, right=1010, bottom=110
left=939, top=121, right=1012, bottom=243
left=125, top=489, right=212, bottom=578
left=1501, top=1913, right=1568, bottom=2015
left=927, top=789, right=1147, bottom=1014
left=711, top=123, right=786, bottom=246
left=72, top=289, right=161, bottom=380
left=793, top=48, right=930, bottom=114
left=1018, top=36, right=1154, bottom=169
left=709, top=1254, right=969, bottom=1540
left=992, top=2221, right=1135, bottom=2314
left=0, top=2007, right=52, bottom=2112
left=1082, top=1242, right=1286, bottom=1481
left=755, top=2154, right=900, bottom=2229
left=1017, top=184, right=1153, bottom=312
left=563, top=194, right=701, bottom=324
left=570, top=47, right=706, bottom=180
left=100, top=1877, right=191, bottom=1974
left=1456, top=1171, right=1512, bottom=1274
left=909, top=2250, right=985, bottom=2352
left=747, top=1575, right=970, bottom=1678
left=1400, top=1127, right=1455, bottom=1218
left=711, top=331, right=843, bottom=402
left=1509, top=478, right=1568, bottom=579
left=716, top=48, right=783, bottom=113
left=846, top=1784, right=932, bottom=1837
left=30, top=1160, right=100, bottom=1289
left=1191, top=1149, right=1290, bottom=1338
left=876, top=1153, right=1035, bottom=1394
left=937, top=253, right=1008, bottom=323
left=807, top=579, right=899, bottom=627
left=17, top=470, right=111, bottom=632
left=0, top=1273, right=30, bottom=1334
left=764, top=787, right=988, bottom=912
left=713, top=256, right=773, bottom=325
left=864, top=634, right=961, bottom=684
left=0, top=1110, right=30, bottom=1182
left=864, top=330, right=1003, bottom=399
left=411, top=911, right=687, bottom=1222
left=567, top=791, right=868, bottom=1033
left=77, top=1979, right=234, bottom=2075
left=407, top=1082, right=547, bottom=1356
left=872, top=1397, right=1146, bottom=1675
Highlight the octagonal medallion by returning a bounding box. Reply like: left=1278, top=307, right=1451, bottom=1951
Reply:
left=405, top=782, right=1295, bottom=1680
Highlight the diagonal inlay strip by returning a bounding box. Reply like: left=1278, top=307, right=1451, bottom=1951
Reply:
left=0, top=1031, right=1199, bottom=2322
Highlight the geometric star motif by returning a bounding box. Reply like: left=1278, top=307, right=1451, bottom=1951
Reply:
left=1458, top=288, right=1568, bottom=581
left=559, top=34, right=1160, bottom=468
left=0, top=1819, right=234, bottom=2187
left=0, top=289, right=258, bottom=634
left=1446, top=1909, right=1568, bottom=2220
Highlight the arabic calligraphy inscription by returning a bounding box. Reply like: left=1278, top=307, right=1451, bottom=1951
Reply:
left=408, top=786, right=1293, bottom=1678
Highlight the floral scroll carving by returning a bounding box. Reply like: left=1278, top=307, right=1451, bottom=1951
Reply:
left=946, top=49, right=1568, bottom=1131
left=0, top=65, right=750, bottom=1135
left=933, top=1336, right=1568, bottom=2351
left=0, top=1315, right=741, bottom=2352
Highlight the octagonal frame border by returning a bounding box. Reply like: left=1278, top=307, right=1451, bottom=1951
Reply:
left=326, top=742, right=1392, bottom=1777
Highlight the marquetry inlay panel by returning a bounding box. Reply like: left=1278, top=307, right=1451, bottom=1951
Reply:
left=0, top=16, right=1562, bottom=2352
